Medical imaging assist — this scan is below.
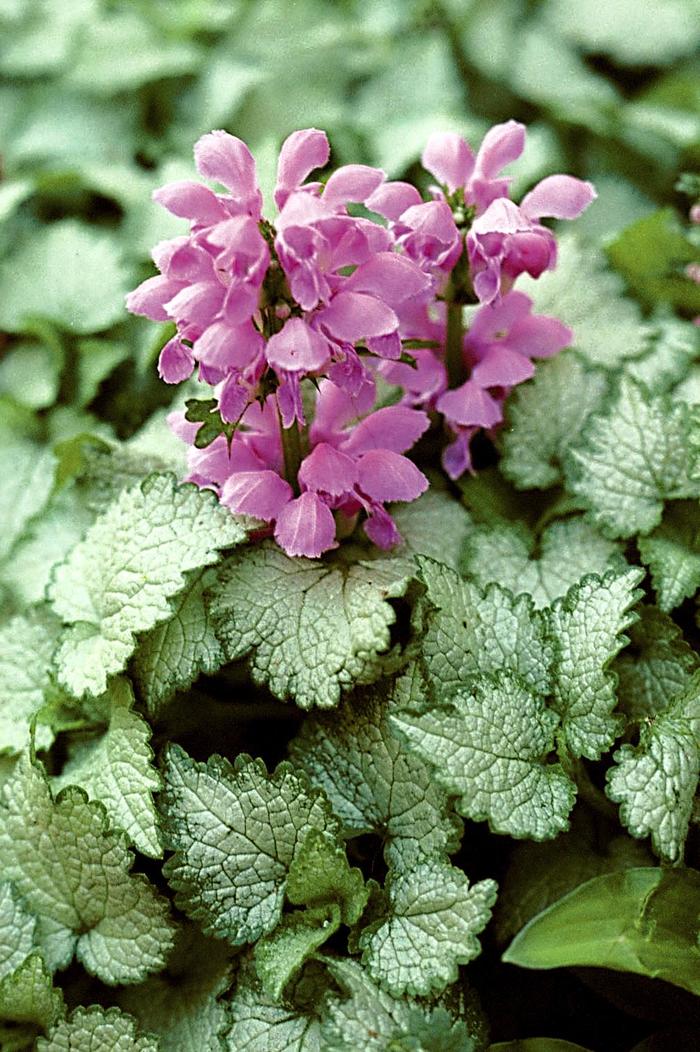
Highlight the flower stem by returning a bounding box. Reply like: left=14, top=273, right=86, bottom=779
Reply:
left=279, top=412, right=302, bottom=495
left=446, top=299, right=466, bottom=389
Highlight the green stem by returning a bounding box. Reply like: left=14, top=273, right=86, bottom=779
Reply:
left=446, top=299, right=466, bottom=389
left=279, top=412, right=302, bottom=495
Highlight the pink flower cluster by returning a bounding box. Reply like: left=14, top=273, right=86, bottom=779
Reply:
left=127, top=124, right=595, bottom=557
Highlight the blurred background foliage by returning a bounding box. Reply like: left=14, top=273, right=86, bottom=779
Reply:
left=0, top=0, right=698, bottom=440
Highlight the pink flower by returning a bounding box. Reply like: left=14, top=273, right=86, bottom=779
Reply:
left=435, top=291, right=572, bottom=478
left=171, top=381, right=429, bottom=559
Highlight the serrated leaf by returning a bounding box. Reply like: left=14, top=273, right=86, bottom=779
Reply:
left=359, top=859, right=496, bottom=998
left=547, top=568, right=644, bottom=759
left=392, top=674, right=576, bottom=841
left=289, top=690, right=461, bottom=868
left=624, top=315, right=699, bottom=393
left=614, top=605, right=699, bottom=721
left=500, top=354, right=610, bottom=490
left=0, top=954, right=64, bottom=1044
left=131, top=568, right=225, bottom=718
left=516, top=234, right=648, bottom=369
left=0, top=882, right=36, bottom=981
left=502, top=868, right=700, bottom=997
left=463, top=518, right=624, bottom=610
left=417, top=556, right=552, bottom=700
left=223, top=958, right=323, bottom=1051
left=606, top=671, right=700, bottom=862
left=567, top=378, right=696, bottom=538
left=391, top=490, right=474, bottom=571
left=287, top=829, right=368, bottom=927
left=37, top=1006, right=159, bottom=1052
left=0, top=754, right=174, bottom=984
left=49, top=474, right=247, bottom=698
left=0, top=441, right=56, bottom=563
left=0, top=220, right=130, bottom=335
left=321, top=959, right=476, bottom=1052
left=209, top=543, right=417, bottom=710
left=0, top=488, right=94, bottom=612
left=254, top=905, right=340, bottom=1004
left=160, top=745, right=340, bottom=945
left=118, top=923, right=234, bottom=1052
left=52, top=678, right=161, bottom=857
left=638, top=500, right=700, bottom=611
left=0, top=609, right=61, bottom=755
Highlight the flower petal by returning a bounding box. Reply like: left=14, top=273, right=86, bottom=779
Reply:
left=474, top=120, right=525, bottom=179
left=341, top=406, right=430, bottom=455
left=194, top=321, right=264, bottom=377
left=274, top=491, right=337, bottom=558
left=158, top=337, right=194, bottom=383
left=509, top=314, right=573, bottom=358
left=442, top=429, right=476, bottom=480
left=322, top=164, right=385, bottom=207
left=357, top=449, right=428, bottom=502
left=275, top=128, right=330, bottom=208
left=194, top=130, right=260, bottom=212
left=364, top=505, right=402, bottom=549
left=266, top=317, right=331, bottom=372
left=471, top=346, right=535, bottom=387
left=346, top=253, right=430, bottom=308
left=520, top=175, right=597, bottom=221
left=152, top=181, right=228, bottom=224
left=437, top=381, right=503, bottom=427
left=298, top=443, right=357, bottom=496
left=221, top=469, right=293, bottom=521
left=316, top=292, right=399, bottom=343
left=365, top=181, right=422, bottom=220
left=422, top=132, right=475, bottom=192
left=125, top=275, right=183, bottom=321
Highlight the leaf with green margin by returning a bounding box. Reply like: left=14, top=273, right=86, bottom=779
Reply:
left=287, top=829, right=368, bottom=927
left=392, top=673, right=576, bottom=841
left=254, top=904, right=340, bottom=1003
left=502, top=868, right=700, bottom=996
left=289, top=689, right=462, bottom=869
left=160, top=745, right=340, bottom=946
left=223, top=956, right=325, bottom=1051
left=0, top=882, right=36, bottom=981
left=638, top=501, right=700, bottom=611
left=624, top=315, right=699, bottom=394
left=131, top=568, right=225, bottom=718
left=416, top=556, right=552, bottom=700
left=517, top=234, right=649, bottom=369
left=49, top=474, right=248, bottom=698
left=608, top=209, right=700, bottom=312
left=0, top=488, right=94, bottom=612
left=462, top=517, right=624, bottom=610
left=0, top=608, right=61, bottom=755
left=500, top=354, right=610, bottom=490
left=0, top=220, right=130, bottom=335
left=52, top=678, right=161, bottom=858
left=118, top=923, right=234, bottom=1052
left=37, top=1006, right=159, bottom=1052
left=358, top=858, right=496, bottom=998
left=567, top=378, right=697, bottom=538
left=614, top=605, right=699, bottom=721
left=606, top=671, right=700, bottom=862
left=209, top=542, right=418, bottom=710
left=546, top=567, right=645, bottom=760
left=391, top=489, right=474, bottom=571
left=321, top=958, right=477, bottom=1052
left=0, top=955, right=65, bottom=1049
left=0, top=441, right=56, bottom=563
left=0, top=754, right=174, bottom=983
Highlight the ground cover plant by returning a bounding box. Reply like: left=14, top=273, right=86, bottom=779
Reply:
left=0, top=1, right=699, bottom=1049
